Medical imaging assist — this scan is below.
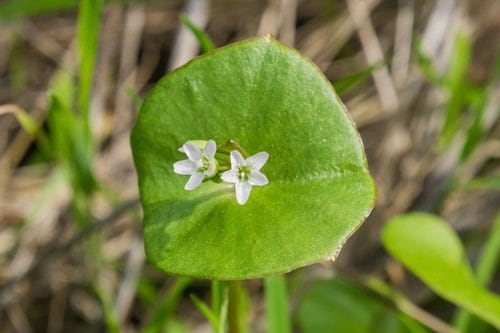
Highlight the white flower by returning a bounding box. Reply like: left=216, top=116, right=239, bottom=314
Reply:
left=173, top=140, right=217, bottom=190
left=221, top=150, right=269, bottom=205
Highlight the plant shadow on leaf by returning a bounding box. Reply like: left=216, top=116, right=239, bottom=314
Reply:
left=144, top=189, right=224, bottom=269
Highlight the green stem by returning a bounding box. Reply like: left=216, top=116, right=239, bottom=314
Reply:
left=217, top=283, right=229, bottom=333
left=216, top=140, right=249, bottom=157
left=221, top=280, right=248, bottom=333
left=212, top=280, right=222, bottom=314
left=453, top=212, right=500, bottom=331
left=264, top=275, right=291, bottom=333
left=211, top=281, right=229, bottom=333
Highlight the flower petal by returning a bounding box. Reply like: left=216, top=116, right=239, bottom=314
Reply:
left=185, top=172, right=205, bottom=190
left=221, top=169, right=239, bottom=183
left=249, top=170, right=268, bottom=186
left=235, top=182, right=252, bottom=205
left=247, top=151, right=269, bottom=170
left=173, top=160, right=197, bottom=175
left=204, top=140, right=217, bottom=159
left=183, top=142, right=202, bottom=162
left=230, top=150, right=245, bottom=168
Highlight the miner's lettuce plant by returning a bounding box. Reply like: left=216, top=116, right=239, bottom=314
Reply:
left=131, top=36, right=375, bottom=329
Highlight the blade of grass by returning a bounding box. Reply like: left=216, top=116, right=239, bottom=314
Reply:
left=137, top=277, right=158, bottom=306
left=0, top=104, right=51, bottom=155
left=180, top=13, right=215, bottom=53
left=125, top=86, right=144, bottom=110
left=8, top=32, right=28, bottom=93
left=218, top=283, right=229, bottom=333
left=190, top=294, right=219, bottom=329
left=414, top=35, right=443, bottom=86
left=45, top=72, right=80, bottom=171
left=364, top=276, right=457, bottom=333
left=0, top=0, right=78, bottom=21
left=333, top=61, right=385, bottom=95
left=46, top=92, right=76, bottom=163
left=95, top=285, right=121, bottom=333
left=47, top=91, right=98, bottom=203
left=463, top=176, right=500, bottom=190
left=461, top=54, right=500, bottom=161
left=77, top=0, right=101, bottom=145
left=163, top=320, right=189, bottom=333
left=460, top=86, right=486, bottom=162
left=143, top=277, right=193, bottom=333
left=264, top=275, right=291, bottom=333
left=440, top=33, right=471, bottom=147
left=0, top=0, right=145, bottom=21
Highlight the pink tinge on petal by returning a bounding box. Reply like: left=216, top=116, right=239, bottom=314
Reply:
left=173, top=160, right=197, bottom=175
left=247, top=151, right=269, bottom=170
left=230, top=150, right=245, bottom=168
left=235, top=181, right=252, bottom=205
left=183, top=142, right=202, bottom=162
left=249, top=170, right=268, bottom=186
left=185, top=172, right=204, bottom=190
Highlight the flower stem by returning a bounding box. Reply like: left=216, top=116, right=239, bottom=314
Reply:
left=221, top=280, right=248, bottom=333
left=217, top=140, right=249, bottom=157
left=264, top=275, right=291, bottom=333
left=214, top=281, right=229, bottom=333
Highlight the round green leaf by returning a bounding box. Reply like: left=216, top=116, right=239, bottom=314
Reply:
left=131, top=36, right=375, bottom=279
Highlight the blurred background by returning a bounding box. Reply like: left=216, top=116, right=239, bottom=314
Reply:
left=0, top=0, right=498, bottom=332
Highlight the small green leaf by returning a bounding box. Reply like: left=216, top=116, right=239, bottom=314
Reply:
left=382, top=213, right=500, bottom=329
left=131, top=36, right=375, bottom=279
